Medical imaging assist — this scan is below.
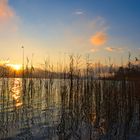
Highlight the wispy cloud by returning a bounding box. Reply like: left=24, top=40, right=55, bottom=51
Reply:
left=90, top=48, right=99, bottom=52
left=105, top=47, right=123, bottom=52
left=74, top=10, right=84, bottom=15
left=0, top=0, right=14, bottom=22
left=61, top=15, right=108, bottom=53
left=90, top=31, right=108, bottom=46
left=0, top=0, right=18, bottom=33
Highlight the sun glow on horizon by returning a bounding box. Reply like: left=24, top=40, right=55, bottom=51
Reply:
left=7, top=64, right=22, bottom=71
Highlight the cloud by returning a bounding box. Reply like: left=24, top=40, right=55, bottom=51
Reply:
left=0, top=0, right=18, bottom=33
left=0, top=0, right=14, bottom=23
left=105, top=47, right=123, bottom=52
left=90, top=31, right=108, bottom=46
left=74, top=10, right=84, bottom=15
left=90, top=48, right=98, bottom=52
left=61, top=15, right=108, bottom=54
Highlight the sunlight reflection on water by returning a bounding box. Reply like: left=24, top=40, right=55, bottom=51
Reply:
left=10, top=78, right=22, bottom=108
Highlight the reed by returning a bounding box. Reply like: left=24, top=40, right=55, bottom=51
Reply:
left=0, top=54, right=140, bottom=139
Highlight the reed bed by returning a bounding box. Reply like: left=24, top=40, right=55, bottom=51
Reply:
left=0, top=55, right=140, bottom=140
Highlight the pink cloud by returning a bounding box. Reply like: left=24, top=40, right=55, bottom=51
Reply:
left=0, top=0, right=14, bottom=23
left=0, top=0, right=18, bottom=33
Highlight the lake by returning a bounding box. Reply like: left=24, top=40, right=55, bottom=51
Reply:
left=0, top=78, right=140, bottom=140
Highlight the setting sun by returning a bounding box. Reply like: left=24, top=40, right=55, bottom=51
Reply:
left=12, top=64, right=22, bottom=71
left=7, top=64, right=22, bottom=71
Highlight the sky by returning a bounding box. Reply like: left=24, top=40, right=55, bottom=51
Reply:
left=0, top=0, right=140, bottom=66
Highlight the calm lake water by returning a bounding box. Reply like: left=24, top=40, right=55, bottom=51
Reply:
left=0, top=78, right=140, bottom=140
left=0, top=78, right=63, bottom=139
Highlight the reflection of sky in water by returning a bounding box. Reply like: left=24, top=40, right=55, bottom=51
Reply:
left=0, top=79, right=62, bottom=139
left=0, top=78, right=139, bottom=140
left=10, top=78, right=22, bottom=108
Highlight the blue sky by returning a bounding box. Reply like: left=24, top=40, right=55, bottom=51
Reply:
left=0, top=0, right=140, bottom=65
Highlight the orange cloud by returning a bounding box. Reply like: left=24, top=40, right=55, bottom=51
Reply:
left=90, top=31, right=107, bottom=46
left=0, top=0, right=14, bottom=23
left=105, top=47, right=123, bottom=52
left=105, top=47, right=114, bottom=52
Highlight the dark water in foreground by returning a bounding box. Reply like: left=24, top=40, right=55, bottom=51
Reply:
left=0, top=78, right=140, bottom=140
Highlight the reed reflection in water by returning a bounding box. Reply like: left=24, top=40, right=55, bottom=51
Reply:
left=0, top=78, right=140, bottom=140
left=0, top=78, right=61, bottom=140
